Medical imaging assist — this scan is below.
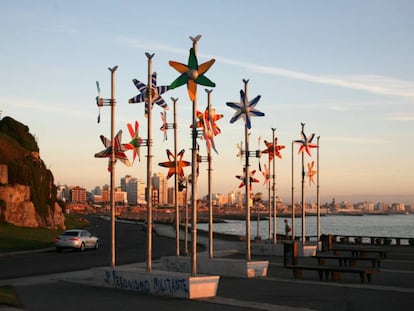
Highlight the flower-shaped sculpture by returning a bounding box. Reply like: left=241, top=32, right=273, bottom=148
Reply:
left=236, top=169, right=260, bottom=191
left=226, top=90, right=264, bottom=129
left=95, top=130, right=131, bottom=171
left=169, top=48, right=215, bottom=102
left=307, top=161, right=317, bottom=186
left=128, top=72, right=169, bottom=117
left=236, top=141, right=243, bottom=162
left=160, top=111, right=168, bottom=142
left=294, top=127, right=318, bottom=157
left=158, top=149, right=191, bottom=179
left=262, top=139, right=285, bottom=162
left=261, top=163, right=271, bottom=185
left=192, top=106, right=223, bottom=154
left=125, top=121, right=143, bottom=163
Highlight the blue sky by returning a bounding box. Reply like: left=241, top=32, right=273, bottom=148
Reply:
left=1, top=0, right=413, bottom=204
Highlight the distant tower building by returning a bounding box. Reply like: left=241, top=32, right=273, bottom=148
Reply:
left=125, top=177, right=146, bottom=205
left=121, top=175, right=133, bottom=192
left=228, top=191, right=236, bottom=206
left=92, top=186, right=102, bottom=196
left=56, top=185, right=68, bottom=201
left=152, top=172, right=168, bottom=205
left=71, top=186, right=87, bottom=203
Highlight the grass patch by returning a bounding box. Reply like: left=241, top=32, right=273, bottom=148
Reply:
left=0, top=285, right=23, bottom=308
left=0, top=214, right=90, bottom=253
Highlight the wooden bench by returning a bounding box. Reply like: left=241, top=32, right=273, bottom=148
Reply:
left=285, top=264, right=379, bottom=283
left=314, top=254, right=382, bottom=268
left=331, top=247, right=389, bottom=259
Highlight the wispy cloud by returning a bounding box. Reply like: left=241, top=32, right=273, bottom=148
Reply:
left=1, top=97, right=93, bottom=120
left=214, top=57, right=414, bottom=99
left=117, top=36, right=414, bottom=100
left=383, top=114, right=414, bottom=121
left=325, top=136, right=390, bottom=145
left=115, top=36, right=187, bottom=55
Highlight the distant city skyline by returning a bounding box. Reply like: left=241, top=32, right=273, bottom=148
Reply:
left=59, top=175, right=413, bottom=206
left=1, top=1, right=413, bottom=205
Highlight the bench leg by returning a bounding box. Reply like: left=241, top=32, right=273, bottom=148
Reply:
left=293, top=269, right=303, bottom=279
left=331, top=271, right=341, bottom=281
left=318, top=270, right=323, bottom=280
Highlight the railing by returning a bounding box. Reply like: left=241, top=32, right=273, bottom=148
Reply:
left=327, top=234, right=414, bottom=246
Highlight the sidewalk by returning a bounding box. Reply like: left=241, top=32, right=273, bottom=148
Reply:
left=1, top=224, right=414, bottom=311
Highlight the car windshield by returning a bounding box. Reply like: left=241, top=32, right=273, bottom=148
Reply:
left=62, top=231, right=79, bottom=237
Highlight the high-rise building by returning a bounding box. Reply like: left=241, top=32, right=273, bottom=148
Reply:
left=125, top=177, right=146, bottom=205
left=121, top=175, right=133, bottom=192
left=152, top=172, right=168, bottom=205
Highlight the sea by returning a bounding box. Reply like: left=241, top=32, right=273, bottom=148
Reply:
left=197, top=214, right=414, bottom=241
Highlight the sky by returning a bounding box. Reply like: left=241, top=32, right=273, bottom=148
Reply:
left=1, top=0, right=413, bottom=204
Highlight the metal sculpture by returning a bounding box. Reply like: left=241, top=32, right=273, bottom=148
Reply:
left=158, top=149, right=190, bottom=179
left=168, top=35, right=215, bottom=276
left=226, top=79, right=264, bottom=261
left=128, top=72, right=169, bottom=117
left=125, top=121, right=143, bottom=163
left=94, top=130, right=131, bottom=170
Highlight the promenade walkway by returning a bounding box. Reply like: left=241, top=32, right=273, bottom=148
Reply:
left=1, top=224, right=414, bottom=311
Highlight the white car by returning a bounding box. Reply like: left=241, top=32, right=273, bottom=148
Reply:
left=55, top=229, right=99, bottom=252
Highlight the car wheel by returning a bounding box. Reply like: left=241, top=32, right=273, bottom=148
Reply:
left=56, top=247, right=62, bottom=253
left=94, top=241, right=99, bottom=250
left=79, top=243, right=85, bottom=252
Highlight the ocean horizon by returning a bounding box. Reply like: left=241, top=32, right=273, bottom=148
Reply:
left=197, top=213, right=414, bottom=242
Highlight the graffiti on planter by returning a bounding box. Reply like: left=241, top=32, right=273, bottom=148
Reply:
left=103, top=269, right=188, bottom=296
left=104, top=270, right=150, bottom=293
left=153, top=276, right=188, bottom=295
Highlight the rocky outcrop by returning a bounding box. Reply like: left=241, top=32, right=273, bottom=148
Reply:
left=0, top=174, right=65, bottom=229
left=0, top=116, right=65, bottom=229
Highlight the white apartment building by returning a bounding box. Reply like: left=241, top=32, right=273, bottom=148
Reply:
left=152, top=172, right=168, bottom=205
left=125, top=177, right=146, bottom=204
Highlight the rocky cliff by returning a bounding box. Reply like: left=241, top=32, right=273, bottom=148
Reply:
left=0, top=116, right=65, bottom=229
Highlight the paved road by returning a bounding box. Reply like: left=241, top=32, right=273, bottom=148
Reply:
left=0, top=216, right=177, bottom=280
left=1, top=220, right=414, bottom=311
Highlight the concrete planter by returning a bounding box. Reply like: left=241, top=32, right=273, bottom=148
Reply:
left=93, top=266, right=219, bottom=299
left=251, top=242, right=317, bottom=257
left=161, top=256, right=268, bottom=278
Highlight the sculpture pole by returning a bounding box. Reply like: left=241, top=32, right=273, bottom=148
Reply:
left=185, top=176, right=189, bottom=256
left=271, top=128, right=277, bottom=244
left=109, top=65, right=117, bottom=268
left=291, top=140, right=295, bottom=241
left=317, top=136, right=321, bottom=242
left=206, top=89, right=214, bottom=259
left=190, top=37, right=199, bottom=276
left=243, top=79, right=251, bottom=261
left=171, top=97, right=180, bottom=256
left=300, top=123, right=306, bottom=244
left=267, top=151, right=271, bottom=241
left=145, top=53, right=154, bottom=272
